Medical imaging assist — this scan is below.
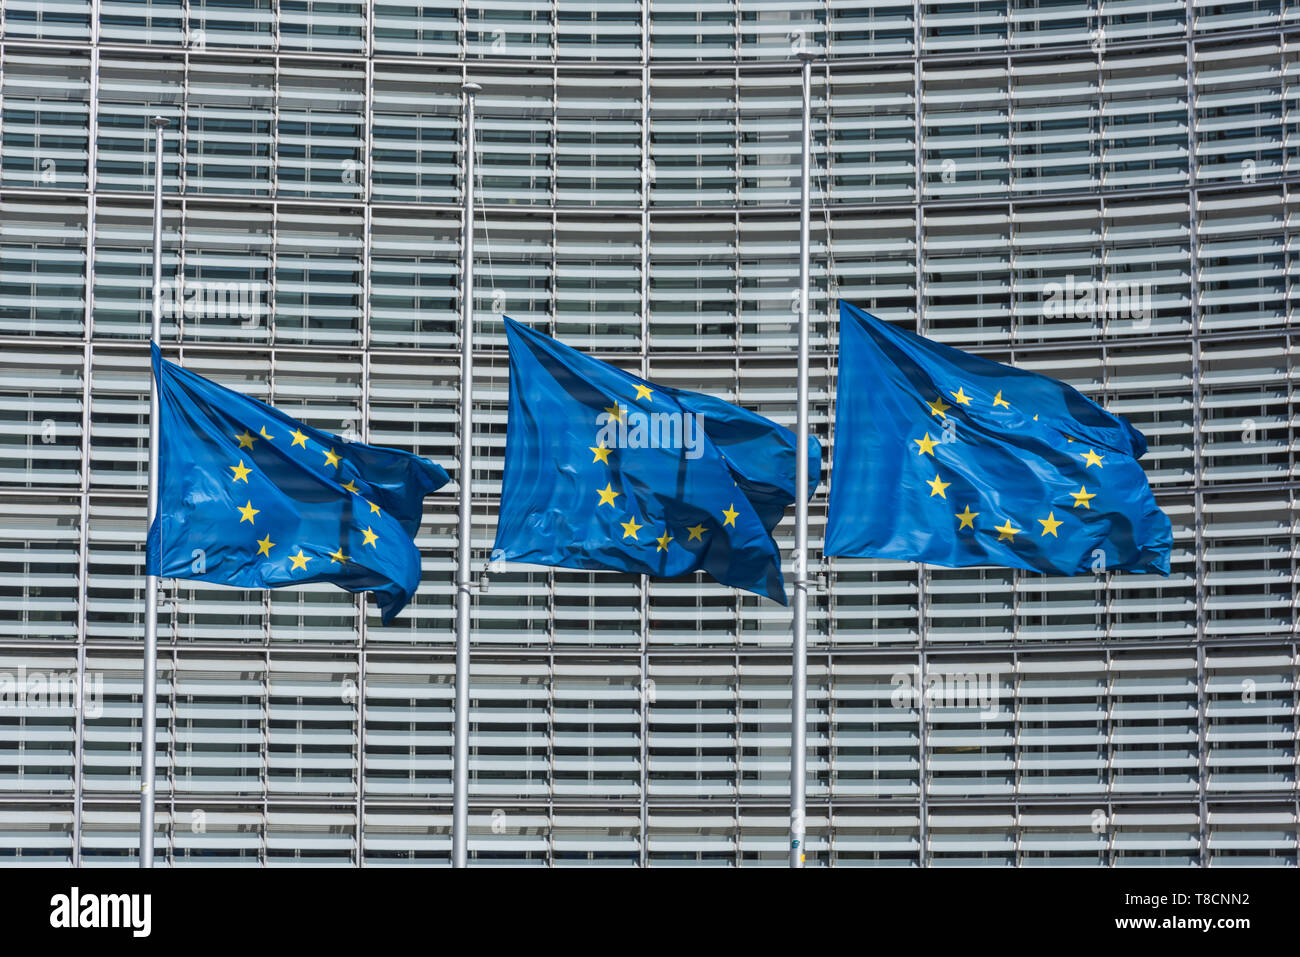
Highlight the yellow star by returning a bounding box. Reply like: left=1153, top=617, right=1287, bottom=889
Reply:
left=1038, top=511, right=1063, bottom=537
left=590, top=444, right=611, bottom=465
left=237, top=500, right=259, bottom=524
left=256, top=534, right=274, bottom=557
left=322, top=448, right=341, bottom=468
left=361, top=526, right=379, bottom=548
left=926, top=474, right=950, bottom=498
left=992, top=390, right=1011, bottom=409
left=914, top=432, right=939, bottom=456
left=342, top=479, right=359, bottom=493
left=1071, top=486, right=1096, bottom=509
left=928, top=396, right=951, bottom=418
left=994, top=519, right=1021, bottom=542
left=949, top=387, right=972, bottom=406
left=259, top=425, right=275, bottom=441
left=604, top=403, right=624, bottom=422
left=329, top=547, right=349, bottom=564
left=1033, top=414, right=1039, bottom=421
left=722, top=503, right=739, bottom=527
left=955, top=505, right=978, bottom=530
left=229, top=459, right=251, bottom=483
left=366, top=500, right=381, bottom=514
left=235, top=429, right=256, bottom=450
left=655, top=531, right=673, bottom=552
left=289, top=549, right=311, bottom=571
left=620, top=516, right=643, bottom=540
left=597, top=483, right=620, bottom=507
left=1081, top=448, right=1104, bottom=469
left=687, top=524, right=706, bottom=542
left=289, top=428, right=309, bottom=448
left=634, top=384, right=654, bottom=402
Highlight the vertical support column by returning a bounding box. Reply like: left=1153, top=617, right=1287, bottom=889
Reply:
left=452, top=81, right=481, bottom=869
left=356, top=28, right=376, bottom=870
left=788, top=50, right=813, bottom=869
left=166, top=623, right=178, bottom=865
left=74, top=37, right=102, bottom=869
left=261, top=208, right=277, bottom=867
left=546, top=649, right=556, bottom=866
left=1104, top=646, right=1114, bottom=866
left=912, top=35, right=928, bottom=869
left=140, top=114, right=169, bottom=868
left=1195, top=639, right=1209, bottom=864
left=1010, top=649, right=1020, bottom=866
left=260, top=646, right=270, bottom=866
left=638, top=33, right=652, bottom=868
left=916, top=640, right=928, bottom=865
left=1184, top=30, right=1209, bottom=866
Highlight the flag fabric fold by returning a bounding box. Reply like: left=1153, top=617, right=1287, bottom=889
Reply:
left=492, top=316, right=821, bottom=603
left=825, top=302, right=1172, bottom=576
left=146, top=344, right=449, bottom=622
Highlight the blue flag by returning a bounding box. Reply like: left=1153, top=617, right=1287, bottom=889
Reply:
left=493, top=316, right=821, bottom=603
left=146, top=344, right=450, bottom=622
left=825, top=302, right=1171, bottom=575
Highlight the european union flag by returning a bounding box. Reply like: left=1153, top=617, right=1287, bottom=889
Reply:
left=493, top=317, right=821, bottom=603
left=825, top=303, right=1172, bottom=575
left=146, top=344, right=450, bottom=622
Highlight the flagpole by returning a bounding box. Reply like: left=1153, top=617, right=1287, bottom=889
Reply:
left=141, top=114, right=168, bottom=868
left=452, top=81, right=480, bottom=869
left=789, top=50, right=813, bottom=869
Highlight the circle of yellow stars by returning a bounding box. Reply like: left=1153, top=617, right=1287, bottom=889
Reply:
left=911, top=384, right=1107, bottom=551
left=589, top=379, right=721, bottom=560
left=228, top=420, right=384, bottom=575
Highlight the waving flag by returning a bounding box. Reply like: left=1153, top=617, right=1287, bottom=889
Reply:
left=825, top=302, right=1171, bottom=575
left=146, top=344, right=449, bottom=622
left=493, top=316, right=821, bottom=603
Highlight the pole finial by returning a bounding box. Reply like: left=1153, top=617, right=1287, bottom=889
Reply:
left=462, top=82, right=482, bottom=95
left=150, top=115, right=169, bottom=128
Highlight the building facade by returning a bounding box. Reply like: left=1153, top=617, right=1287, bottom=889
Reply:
left=0, top=0, right=1297, bottom=865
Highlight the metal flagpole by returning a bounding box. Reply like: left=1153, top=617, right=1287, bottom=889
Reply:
left=141, top=114, right=168, bottom=868
left=452, top=81, right=481, bottom=869
left=789, top=51, right=813, bottom=869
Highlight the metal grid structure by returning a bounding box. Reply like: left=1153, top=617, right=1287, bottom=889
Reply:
left=0, top=0, right=1297, bottom=865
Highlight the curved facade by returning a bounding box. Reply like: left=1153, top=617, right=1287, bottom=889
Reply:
left=0, top=1, right=1297, bottom=865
